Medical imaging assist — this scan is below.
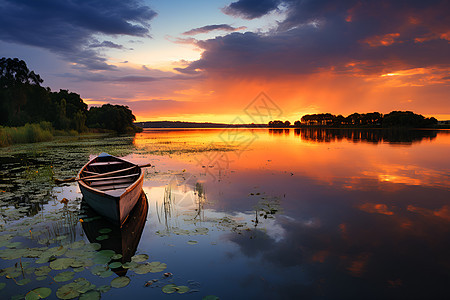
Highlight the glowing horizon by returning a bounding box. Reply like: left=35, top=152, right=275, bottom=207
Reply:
left=1, top=0, right=448, bottom=122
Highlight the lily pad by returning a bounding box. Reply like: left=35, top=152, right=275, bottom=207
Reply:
left=70, top=259, right=85, bottom=268
left=6, top=241, right=22, bottom=248
left=54, top=271, right=75, bottom=282
left=162, top=284, right=177, bottom=294
left=187, top=240, right=198, bottom=245
left=98, top=228, right=112, bottom=234
left=56, top=282, right=80, bottom=299
left=98, top=250, right=115, bottom=258
left=25, top=287, right=52, bottom=300
left=50, top=258, right=75, bottom=270
left=176, top=286, right=190, bottom=294
left=74, top=278, right=95, bottom=293
left=92, top=256, right=111, bottom=265
left=73, top=267, right=85, bottom=273
left=111, top=254, right=122, bottom=260
left=161, top=284, right=189, bottom=294
left=131, top=254, right=148, bottom=263
left=122, top=261, right=138, bottom=269
left=98, top=269, right=114, bottom=278
left=35, top=256, right=51, bottom=264
left=111, top=276, right=130, bottom=288
left=46, top=246, right=67, bottom=257
left=16, top=278, right=32, bottom=286
left=79, top=290, right=101, bottom=300
left=84, top=243, right=101, bottom=251
left=90, top=265, right=108, bottom=275
left=82, top=216, right=102, bottom=223
left=97, top=285, right=111, bottom=293
left=35, top=266, right=51, bottom=276
left=69, top=240, right=86, bottom=249
left=36, top=276, right=47, bottom=281
left=108, top=262, right=122, bottom=269
left=6, top=270, right=22, bottom=278
left=95, top=235, right=109, bottom=241
left=133, top=261, right=167, bottom=274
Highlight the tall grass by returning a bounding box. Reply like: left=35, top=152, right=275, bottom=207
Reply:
left=0, top=122, right=53, bottom=147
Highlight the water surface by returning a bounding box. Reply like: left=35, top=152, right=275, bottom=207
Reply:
left=0, top=129, right=449, bottom=299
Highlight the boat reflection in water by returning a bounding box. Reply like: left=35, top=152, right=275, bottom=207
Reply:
left=81, top=190, right=148, bottom=276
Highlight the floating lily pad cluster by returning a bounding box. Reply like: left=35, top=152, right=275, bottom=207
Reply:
left=162, top=283, right=190, bottom=294
left=0, top=201, right=172, bottom=299
left=0, top=136, right=235, bottom=299
left=253, top=197, right=282, bottom=220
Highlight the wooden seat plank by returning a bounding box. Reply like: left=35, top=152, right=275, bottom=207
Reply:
left=84, top=173, right=139, bottom=182
left=89, top=161, right=126, bottom=167
left=90, top=178, right=135, bottom=187
left=82, top=170, right=100, bottom=175
left=97, top=183, right=133, bottom=191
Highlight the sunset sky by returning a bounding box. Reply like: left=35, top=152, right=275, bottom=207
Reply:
left=1, top=0, right=449, bottom=123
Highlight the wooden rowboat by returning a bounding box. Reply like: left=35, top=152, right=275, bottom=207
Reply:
left=77, top=153, right=144, bottom=225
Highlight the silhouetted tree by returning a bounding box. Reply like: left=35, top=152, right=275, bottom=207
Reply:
left=383, top=111, right=437, bottom=128
left=268, top=120, right=291, bottom=128
left=87, top=104, right=139, bottom=133
left=0, top=57, right=50, bottom=126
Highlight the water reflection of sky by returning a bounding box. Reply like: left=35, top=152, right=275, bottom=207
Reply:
left=129, top=129, right=450, bottom=299
left=1, top=129, right=449, bottom=299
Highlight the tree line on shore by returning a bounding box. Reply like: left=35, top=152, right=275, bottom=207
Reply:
left=268, top=111, right=438, bottom=128
left=0, top=57, right=141, bottom=141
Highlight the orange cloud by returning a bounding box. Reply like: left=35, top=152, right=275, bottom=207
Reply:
left=408, top=205, right=450, bottom=221
left=364, top=33, right=401, bottom=47
left=359, top=203, right=394, bottom=215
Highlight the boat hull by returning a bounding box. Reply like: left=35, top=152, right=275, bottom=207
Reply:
left=77, top=153, right=144, bottom=225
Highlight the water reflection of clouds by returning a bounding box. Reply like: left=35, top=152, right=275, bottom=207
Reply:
left=362, top=164, right=450, bottom=189
left=144, top=179, right=287, bottom=243
left=227, top=199, right=450, bottom=299
left=132, top=129, right=450, bottom=298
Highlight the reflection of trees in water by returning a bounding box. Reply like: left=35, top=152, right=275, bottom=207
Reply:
left=289, top=128, right=439, bottom=144
left=268, top=129, right=290, bottom=136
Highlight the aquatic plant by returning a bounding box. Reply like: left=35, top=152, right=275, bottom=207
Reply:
left=0, top=123, right=53, bottom=147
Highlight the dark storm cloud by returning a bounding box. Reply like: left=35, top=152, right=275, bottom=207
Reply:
left=183, top=24, right=246, bottom=35
left=0, top=0, right=157, bottom=70
left=89, top=41, right=126, bottom=49
left=179, top=0, right=450, bottom=77
left=222, top=0, right=281, bottom=19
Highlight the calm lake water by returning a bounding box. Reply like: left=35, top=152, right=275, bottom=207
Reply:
left=1, top=128, right=449, bottom=299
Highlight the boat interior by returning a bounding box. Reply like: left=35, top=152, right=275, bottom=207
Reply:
left=80, top=156, right=141, bottom=192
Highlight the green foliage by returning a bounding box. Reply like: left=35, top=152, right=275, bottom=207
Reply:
left=0, top=122, right=53, bottom=146
left=87, top=104, right=139, bottom=133
left=1, top=57, right=141, bottom=140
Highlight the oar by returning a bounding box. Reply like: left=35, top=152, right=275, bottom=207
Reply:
left=54, top=163, right=152, bottom=184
